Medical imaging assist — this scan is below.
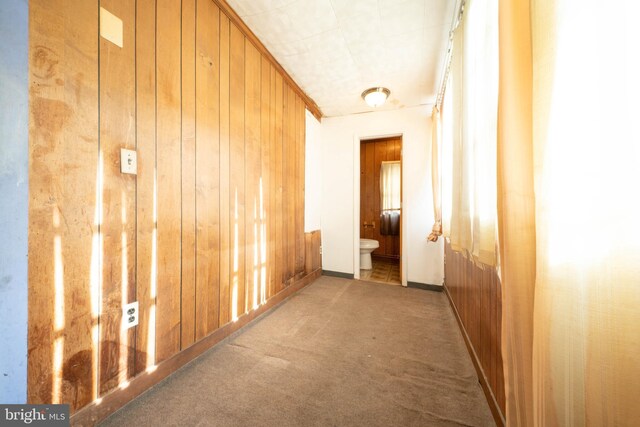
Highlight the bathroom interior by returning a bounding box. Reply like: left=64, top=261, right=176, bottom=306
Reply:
left=359, top=137, right=402, bottom=285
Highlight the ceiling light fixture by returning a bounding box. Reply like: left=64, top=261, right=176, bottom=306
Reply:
left=361, top=87, right=391, bottom=108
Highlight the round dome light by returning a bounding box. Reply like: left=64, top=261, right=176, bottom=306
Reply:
left=361, top=87, right=391, bottom=108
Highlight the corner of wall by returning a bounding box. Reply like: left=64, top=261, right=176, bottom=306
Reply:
left=304, top=109, right=323, bottom=233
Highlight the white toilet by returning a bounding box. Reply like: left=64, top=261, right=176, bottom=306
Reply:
left=359, top=239, right=380, bottom=270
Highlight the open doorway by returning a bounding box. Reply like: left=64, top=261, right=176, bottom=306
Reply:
left=359, top=136, right=402, bottom=285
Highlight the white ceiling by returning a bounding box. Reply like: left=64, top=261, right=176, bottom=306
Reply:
left=226, top=0, right=456, bottom=117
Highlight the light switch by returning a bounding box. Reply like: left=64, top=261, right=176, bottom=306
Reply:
left=120, top=149, right=137, bottom=175
left=100, top=7, right=123, bottom=48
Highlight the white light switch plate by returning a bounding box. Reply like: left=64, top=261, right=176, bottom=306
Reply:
left=123, top=301, right=139, bottom=329
left=120, top=148, right=137, bottom=175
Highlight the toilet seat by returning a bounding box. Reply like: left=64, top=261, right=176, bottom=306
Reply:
left=360, top=238, right=380, bottom=250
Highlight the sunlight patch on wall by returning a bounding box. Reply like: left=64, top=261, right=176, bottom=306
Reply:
left=260, top=178, right=267, bottom=304
left=52, top=337, right=64, bottom=404
left=53, top=208, right=64, bottom=332
left=253, top=198, right=259, bottom=310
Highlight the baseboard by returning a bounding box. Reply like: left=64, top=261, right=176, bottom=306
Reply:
left=321, top=270, right=354, bottom=279
left=406, top=281, right=443, bottom=292
left=371, top=254, right=400, bottom=262
left=443, top=285, right=505, bottom=427
left=71, top=268, right=322, bottom=427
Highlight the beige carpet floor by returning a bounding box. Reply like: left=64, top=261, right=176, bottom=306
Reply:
left=100, top=276, right=494, bottom=427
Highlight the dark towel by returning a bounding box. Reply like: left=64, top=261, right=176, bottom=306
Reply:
left=380, top=210, right=400, bottom=236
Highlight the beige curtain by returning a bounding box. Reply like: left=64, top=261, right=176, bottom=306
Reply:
left=428, top=107, right=442, bottom=241
left=441, top=75, right=453, bottom=237
left=499, top=0, right=640, bottom=425
left=448, top=0, right=498, bottom=266
left=497, top=0, right=535, bottom=424
left=531, top=0, right=640, bottom=424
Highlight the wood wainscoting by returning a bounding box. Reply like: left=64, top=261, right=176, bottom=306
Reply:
left=444, top=241, right=506, bottom=426
left=28, top=0, right=321, bottom=422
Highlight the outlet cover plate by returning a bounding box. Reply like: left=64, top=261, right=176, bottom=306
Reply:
left=123, top=301, right=139, bottom=329
left=120, top=148, right=137, bottom=175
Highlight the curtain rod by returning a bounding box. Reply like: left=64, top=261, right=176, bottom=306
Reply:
left=434, top=0, right=466, bottom=111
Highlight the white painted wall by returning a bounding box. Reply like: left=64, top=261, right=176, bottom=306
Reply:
left=304, top=110, right=322, bottom=232
left=320, top=105, right=444, bottom=285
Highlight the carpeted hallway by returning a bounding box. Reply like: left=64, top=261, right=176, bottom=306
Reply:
left=100, top=276, right=494, bottom=426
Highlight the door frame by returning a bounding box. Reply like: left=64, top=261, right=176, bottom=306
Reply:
left=353, top=133, right=406, bottom=286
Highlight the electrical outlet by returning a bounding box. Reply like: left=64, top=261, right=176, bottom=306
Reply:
left=123, top=301, right=138, bottom=329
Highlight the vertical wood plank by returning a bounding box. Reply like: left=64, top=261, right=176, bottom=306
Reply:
left=218, top=12, right=231, bottom=326
left=274, top=73, right=284, bottom=292
left=180, top=0, right=197, bottom=350
left=286, top=86, right=296, bottom=283
left=394, top=139, right=401, bottom=256
left=496, top=273, right=506, bottom=413
left=473, top=264, right=481, bottom=352
left=28, top=0, right=99, bottom=411
left=268, top=65, right=277, bottom=298
left=295, top=95, right=305, bottom=275
left=364, top=143, right=375, bottom=240
left=135, top=0, right=157, bottom=376
left=486, top=266, right=502, bottom=397
left=373, top=140, right=386, bottom=255
left=281, top=84, right=288, bottom=283
left=195, top=0, right=220, bottom=339
left=360, top=144, right=366, bottom=239
left=229, top=23, right=246, bottom=319
left=260, top=55, right=271, bottom=304
left=99, top=0, right=137, bottom=395
left=244, top=41, right=261, bottom=312
left=482, top=266, right=492, bottom=383
left=155, top=0, right=182, bottom=363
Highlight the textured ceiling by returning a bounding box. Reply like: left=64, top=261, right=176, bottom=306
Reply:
left=226, top=0, right=456, bottom=117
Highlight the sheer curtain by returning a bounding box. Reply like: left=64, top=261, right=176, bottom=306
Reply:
left=499, top=0, right=640, bottom=424
left=448, top=13, right=472, bottom=253
left=469, top=0, right=498, bottom=265
left=447, top=0, right=499, bottom=266
left=380, top=161, right=401, bottom=210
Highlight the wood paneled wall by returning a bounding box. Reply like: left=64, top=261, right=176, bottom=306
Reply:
left=444, top=241, right=505, bottom=425
left=28, top=0, right=319, bottom=417
left=360, top=137, right=401, bottom=258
